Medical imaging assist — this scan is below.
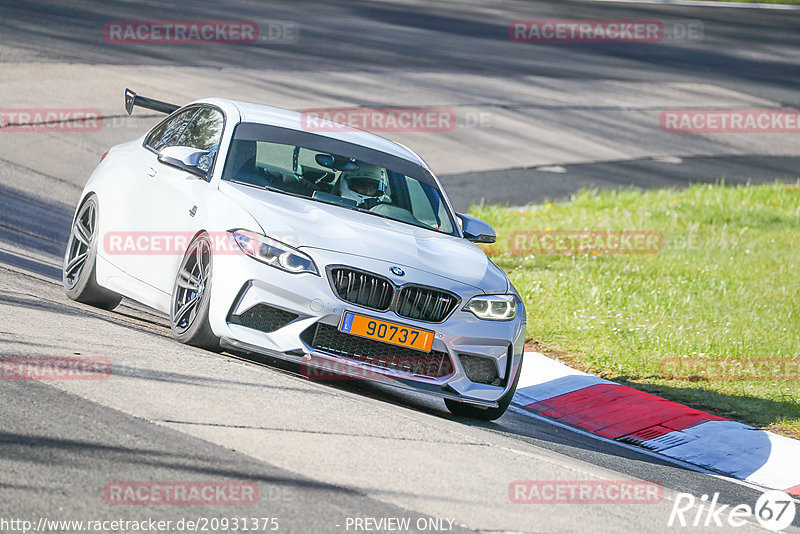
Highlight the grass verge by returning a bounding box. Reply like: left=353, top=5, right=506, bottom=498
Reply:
left=472, top=182, right=800, bottom=437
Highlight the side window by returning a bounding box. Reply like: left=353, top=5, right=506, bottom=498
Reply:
left=407, top=177, right=438, bottom=227
left=144, top=107, right=199, bottom=152
left=255, top=141, right=294, bottom=172
left=406, top=176, right=452, bottom=233
left=176, top=108, right=224, bottom=173
left=176, top=108, right=224, bottom=151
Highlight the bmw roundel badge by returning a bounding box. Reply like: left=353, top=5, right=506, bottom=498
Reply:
left=390, top=266, right=405, bottom=276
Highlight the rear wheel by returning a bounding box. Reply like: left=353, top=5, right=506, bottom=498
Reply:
left=63, top=194, right=122, bottom=310
left=445, top=357, right=522, bottom=421
left=170, top=232, right=220, bottom=351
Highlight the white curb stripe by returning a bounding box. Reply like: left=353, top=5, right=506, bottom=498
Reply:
left=516, top=349, right=613, bottom=404
left=747, top=432, right=800, bottom=489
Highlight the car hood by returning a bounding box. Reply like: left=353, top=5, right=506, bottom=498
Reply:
left=219, top=182, right=509, bottom=293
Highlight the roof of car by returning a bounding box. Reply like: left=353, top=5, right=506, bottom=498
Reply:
left=199, top=98, right=430, bottom=170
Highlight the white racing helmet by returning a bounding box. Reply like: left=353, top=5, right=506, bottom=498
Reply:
left=338, top=163, right=389, bottom=206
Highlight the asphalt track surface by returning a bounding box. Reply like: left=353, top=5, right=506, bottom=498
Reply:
left=0, top=1, right=799, bottom=533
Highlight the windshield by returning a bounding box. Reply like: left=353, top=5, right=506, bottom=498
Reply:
left=221, top=125, right=456, bottom=235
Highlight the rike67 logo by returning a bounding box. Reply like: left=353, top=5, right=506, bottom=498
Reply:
left=669, top=490, right=796, bottom=531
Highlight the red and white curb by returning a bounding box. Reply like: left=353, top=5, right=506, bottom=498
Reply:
left=513, top=349, right=800, bottom=497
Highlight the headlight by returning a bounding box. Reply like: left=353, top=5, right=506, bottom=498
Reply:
left=230, top=230, right=319, bottom=276
left=464, top=294, right=517, bottom=321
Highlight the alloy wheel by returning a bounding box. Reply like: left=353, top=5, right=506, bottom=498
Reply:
left=172, top=236, right=212, bottom=334
left=64, top=200, right=96, bottom=289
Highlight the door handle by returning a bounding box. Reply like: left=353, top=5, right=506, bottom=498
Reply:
left=146, top=166, right=157, bottom=177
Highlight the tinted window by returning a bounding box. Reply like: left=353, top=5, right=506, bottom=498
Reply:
left=177, top=108, right=224, bottom=151
left=144, top=107, right=198, bottom=152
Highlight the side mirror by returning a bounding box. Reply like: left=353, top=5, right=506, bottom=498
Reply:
left=158, top=146, right=210, bottom=178
left=457, top=213, right=496, bottom=244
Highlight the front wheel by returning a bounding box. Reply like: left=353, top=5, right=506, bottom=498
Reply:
left=445, top=357, right=523, bottom=421
left=63, top=194, right=122, bottom=310
left=170, top=232, right=220, bottom=351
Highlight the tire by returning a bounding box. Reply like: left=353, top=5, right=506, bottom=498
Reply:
left=445, top=355, right=523, bottom=421
left=63, top=194, right=122, bottom=310
left=170, top=232, right=221, bottom=351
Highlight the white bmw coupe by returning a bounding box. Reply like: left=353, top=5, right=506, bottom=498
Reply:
left=63, top=89, right=526, bottom=420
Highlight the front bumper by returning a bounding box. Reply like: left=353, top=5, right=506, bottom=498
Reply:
left=208, top=247, right=526, bottom=407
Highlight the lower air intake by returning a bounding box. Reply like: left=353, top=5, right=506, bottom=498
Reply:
left=458, top=353, right=502, bottom=385
left=302, top=323, right=453, bottom=379
left=229, top=304, right=299, bottom=333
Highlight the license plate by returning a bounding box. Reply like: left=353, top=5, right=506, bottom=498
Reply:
left=339, top=311, right=434, bottom=353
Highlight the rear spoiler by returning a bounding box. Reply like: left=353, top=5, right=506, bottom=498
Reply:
left=124, top=88, right=179, bottom=115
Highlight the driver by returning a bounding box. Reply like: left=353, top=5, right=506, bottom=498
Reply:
left=338, top=163, right=390, bottom=209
